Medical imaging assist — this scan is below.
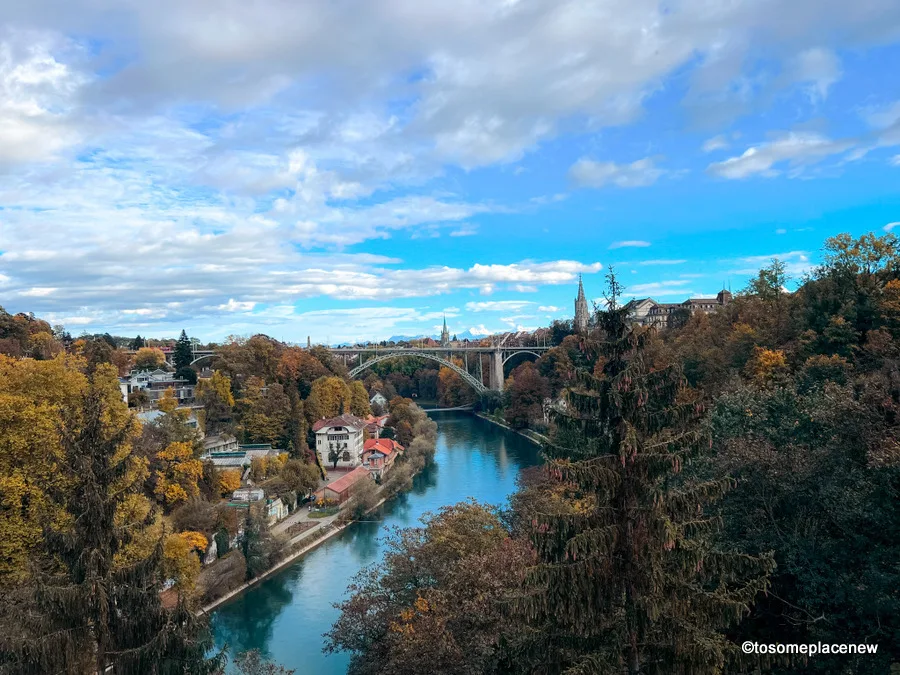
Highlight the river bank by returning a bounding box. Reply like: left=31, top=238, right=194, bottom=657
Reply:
left=199, top=493, right=389, bottom=615
left=209, top=413, right=541, bottom=673
left=199, top=401, right=437, bottom=615
left=474, top=410, right=547, bottom=446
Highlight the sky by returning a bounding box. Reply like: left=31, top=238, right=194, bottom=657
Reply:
left=1, top=1, right=899, bottom=345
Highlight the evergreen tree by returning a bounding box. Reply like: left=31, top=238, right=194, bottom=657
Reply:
left=131, top=334, right=146, bottom=350
left=518, top=270, right=774, bottom=674
left=174, top=329, right=193, bottom=372
left=0, top=376, right=222, bottom=674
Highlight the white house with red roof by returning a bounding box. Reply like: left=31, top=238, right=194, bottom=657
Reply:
left=313, top=413, right=366, bottom=471
left=362, top=437, right=403, bottom=479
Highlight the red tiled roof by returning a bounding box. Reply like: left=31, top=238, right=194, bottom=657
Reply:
left=363, top=438, right=403, bottom=457
left=323, top=466, right=370, bottom=494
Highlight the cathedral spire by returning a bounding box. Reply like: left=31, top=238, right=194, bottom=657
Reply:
left=575, top=274, right=589, bottom=333
left=441, top=314, right=450, bottom=346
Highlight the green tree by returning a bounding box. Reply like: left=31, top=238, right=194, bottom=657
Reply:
left=518, top=271, right=773, bottom=674
left=174, top=329, right=193, bottom=371
left=130, top=334, right=146, bottom=350
left=279, top=459, right=320, bottom=495
left=0, top=377, right=221, bottom=674
left=744, top=258, right=788, bottom=300
left=238, top=504, right=277, bottom=581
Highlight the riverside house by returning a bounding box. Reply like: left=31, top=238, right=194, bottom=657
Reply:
left=361, top=438, right=403, bottom=479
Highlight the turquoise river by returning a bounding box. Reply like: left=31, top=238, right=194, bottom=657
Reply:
left=209, top=412, right=541, bottom=673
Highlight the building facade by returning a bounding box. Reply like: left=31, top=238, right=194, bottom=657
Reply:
left=362, top=438, right=403, bottom=479
left=625, top=289, right=733, bottom=329
left=313, top=413, right=367, bottom=470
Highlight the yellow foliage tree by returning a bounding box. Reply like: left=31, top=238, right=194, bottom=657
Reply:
left=349, top=380, right=372, bottom=417
left=0, top=357, right=146, bottom=584
left=134, top=347, right=166, bottom=371
left=305, top=376, right=352, bottom=423
left=746, top=347, right=789, bottom=385
left=163, top=531, right=202, bottom=594
left=154, top=441, right=203, bottom=507
left=218, top=468, right=242, bottom=495
left=0, top=355, right=88, bottom=582
left=195, top=370, right=234, bottom=434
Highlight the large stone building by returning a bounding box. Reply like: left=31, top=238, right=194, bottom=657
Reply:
left=440, top=315, right=450, bottom=347
left=574, top=275, right=590, bottom=332
left=625, top=290, right=733, bottom=328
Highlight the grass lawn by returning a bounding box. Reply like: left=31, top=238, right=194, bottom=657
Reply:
left=309, top=507, right=339, bottom=518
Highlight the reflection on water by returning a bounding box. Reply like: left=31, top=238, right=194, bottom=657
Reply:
left=210, top=413, right=540, bottom=674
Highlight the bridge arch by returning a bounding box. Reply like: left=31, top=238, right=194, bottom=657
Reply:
left=348, top=351, right=486, bottom=394
left=189, top=353, right=217, bottom=367
left=501, top=350, right=542, bottom=367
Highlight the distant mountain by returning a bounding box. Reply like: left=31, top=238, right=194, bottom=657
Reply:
left=382, top=327, right=496, bottom=343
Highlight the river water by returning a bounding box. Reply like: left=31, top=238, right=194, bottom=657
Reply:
left=209, top=412, right=541, bottom=674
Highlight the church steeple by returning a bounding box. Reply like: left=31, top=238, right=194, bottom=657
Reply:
left=574, top=274, right=589, bottom=332
left=441, top=315, right=450, bottom=346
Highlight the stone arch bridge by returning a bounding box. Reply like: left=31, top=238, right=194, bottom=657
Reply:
left=333, top=346, right=548, bottom=393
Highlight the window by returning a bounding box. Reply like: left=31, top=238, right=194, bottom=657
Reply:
left=342, top=451, right=351, bottom=462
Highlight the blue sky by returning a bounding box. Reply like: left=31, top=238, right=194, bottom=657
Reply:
left=1, top=1, right=899, bottom=344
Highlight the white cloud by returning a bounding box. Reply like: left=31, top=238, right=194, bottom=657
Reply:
left=884, top=222, right=900, bottom=232
left=218, top=299, right=257, bottom=312
left=732, top=250, right=812, bottom=276
left=628, top=279, right=691, bottom=295
left=569, top=157, right=664, bottom=188
left=776, top=228, right=787, bottom=234
left=449, top=224, right=479, bottom=237
left=610, top=240, right=651, bottom=249
left=890, top=155, right=900, bottom=167
left=538, top=305, right=559, bottom=312
left=707, top=132, right=854, bottom=179
left=465, top=300, right=534, bottom=312
left=785, top=48, right=842, bottom=102
left=702, top=135, right=729, bottom=152
left=0, top=32, right=87, bottom=169
left=638, top=259, right=686, bottom=266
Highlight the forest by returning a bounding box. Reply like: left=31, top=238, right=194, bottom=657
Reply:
left=1, top=231, right=898, bottom=673
left=327, top=232, right=900, bottom=675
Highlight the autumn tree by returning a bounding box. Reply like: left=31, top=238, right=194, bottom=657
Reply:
left=218, top=469, right=242, bottom=496
left=349, top=380, right=372, bottom=417
left=232, top=650, right=296, bottom=675
left=437, top=358, right=476, bottom=407
left=237, top=377, right=291, bottom=445
left=518, top=271, right=773, bottom=674
left=196, top=370, right=235, bottom=435
left=153, top=441, right=204, bottom=508
left=134, top=346, right=167, bottom=371
left=504, top=361, right=550, bottom=429
left=326, top=502, right=533, bottom=675
left=305, top=376, right=352, bottom=423
left=0, top=354, right=87, bottom=583
left=277, top=346, right=330, bottom=398
left=0, top=371, right=221, bottom=674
